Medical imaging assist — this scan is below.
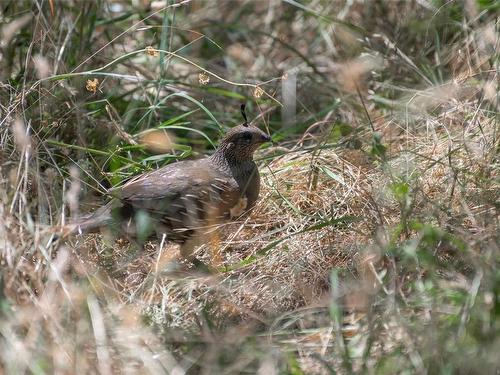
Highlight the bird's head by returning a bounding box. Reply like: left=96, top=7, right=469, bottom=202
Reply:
left=217, top=105, right=271, bottom=161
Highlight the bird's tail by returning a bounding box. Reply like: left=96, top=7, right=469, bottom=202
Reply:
left=75, top=203, right=113, bottom=233
left=58, top=202, right=113, bottom=237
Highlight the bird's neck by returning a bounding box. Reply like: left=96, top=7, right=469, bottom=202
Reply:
left=210, top=145, right=259, bottom=202
left=210, top=143, right=254, bottom=167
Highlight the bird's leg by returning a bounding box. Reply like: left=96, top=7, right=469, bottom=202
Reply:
left=209, top=229, right=222, bottom=268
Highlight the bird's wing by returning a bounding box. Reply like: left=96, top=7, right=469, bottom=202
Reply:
left=111, top=159, right=241, bottom=220
left=117, top=160, right=208, bottom=201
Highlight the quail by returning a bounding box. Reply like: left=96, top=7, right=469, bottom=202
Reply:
left=71, top=105, right=271, bottom=258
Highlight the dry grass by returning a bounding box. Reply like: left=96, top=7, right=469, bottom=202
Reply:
left=1, top=0, right=499, bottom=373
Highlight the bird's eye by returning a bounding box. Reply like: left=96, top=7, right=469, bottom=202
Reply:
left=242, top=132, right=253, bottom=141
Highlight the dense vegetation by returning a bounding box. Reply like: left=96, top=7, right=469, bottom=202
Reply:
left=1, top=1, right=498, bottom=373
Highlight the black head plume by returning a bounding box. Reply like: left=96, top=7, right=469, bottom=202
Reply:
left=240, top=104, right=248, bottom=127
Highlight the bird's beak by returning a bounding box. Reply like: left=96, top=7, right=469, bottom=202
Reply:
left=260, top=133, right=272, bottom=143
